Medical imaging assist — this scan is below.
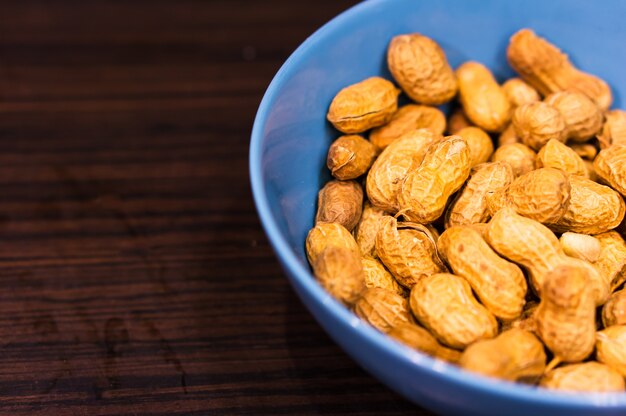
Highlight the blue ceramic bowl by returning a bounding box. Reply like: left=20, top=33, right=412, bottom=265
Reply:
left=249, top=0, right=626, bottom=414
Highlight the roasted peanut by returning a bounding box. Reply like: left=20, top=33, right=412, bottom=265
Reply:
left=603, top=289, right=626, bottom=327
left=459, top=329, right=546, bottom=382
left=540, top=362, right=625, bottom=392
left=502, top=78, right=540, bottom=108
left=354, top=287, right=412, bottom=333
left=438, top=226, right=527, bottom=320
left=445, top=161, right=514, bottom=228
left=316, top=180, right=363, bottom=231
left=370, top=104, right=446, bottom=149
left=447, top=108, right=472, bottom=134
left=456, top=62, right=512, bottom=132
left=598, top=110, right=626, bottom=149
left=594, top=144, right=626, bottom=197
left=327, top=77, right=400, bottom=133
left=512, top=102, right=566, bottom=151
left=327, top=135, right=377, bottom=180
left=507, top=29, right=612, bottom=110
left=501, top=301, right=539, bottom=334
left=596, top=325, right=626, bottom=377
left=487, top=208, right=608, bottom=305
left=361, top=256, right=405, bottom=296
left=584, top=160, right=599, bottom=182
left=375, top=216, right=447, bottom=288
left=595, top=231, right=626, bottom=292
left=551, top=176, right=625, bottom=235
left=497, top=124, right=521, bottom=147
left=559, top=232, right=601, bottom=263
left=535, top=139, right=587, bottom=177
left=487, top=168, right=571, bottom=225
left=389, top=323, right=461, bottom=363
left=491, top=143, right=536, bottom=177
left=569, top=143, right=597, bottom=160
left=544, top=91, right=603, bottom=142
left=366, top=130, right=440, bottom=212
left=535, top=265, right=596, bottom=363
left=306, top=222, right=360, bottom=265
left=313, top=247, right=366, bottom=305
left=354, top=201, right=387, bottom=257
left=398, top=136, right=471, bottom=223
left=387, top=34, right=457, bottom=105
left=456, top=126, right=494, bottom=167
left=410, top=273, right=498, bottom=349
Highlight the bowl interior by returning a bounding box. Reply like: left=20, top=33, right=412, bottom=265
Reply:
left=250, top=0, right=626, bottom=413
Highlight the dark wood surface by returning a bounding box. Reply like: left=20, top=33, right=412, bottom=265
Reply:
left=0, top=1, right=430, bottom=414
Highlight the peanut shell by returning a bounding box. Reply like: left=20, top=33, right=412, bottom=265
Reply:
left=398, top=136, right=471, bottom=223
left=540, top=362, right=625, bottom=392
left=387, top=34, right=457, bottom=105
left=410, top=273, right=498, bottom=349
left=512, top=101, right=566, bottom=151
left=313, top=247, right=366, bottom=305
left=354, top=287, right=412, bottom=334
left=327, top=135, right=377, bottom=180
left=315, top=180, right=363, bottom=231
left=327, top=77, right=399, bottom=133
left=491, top=143, right=536, bottom=177
left=456, top=61, right=512, bottom=132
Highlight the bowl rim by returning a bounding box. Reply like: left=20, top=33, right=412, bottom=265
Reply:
left=249, top=0, right=626, bottom=408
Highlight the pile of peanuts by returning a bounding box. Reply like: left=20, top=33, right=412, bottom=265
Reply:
left=306, top=29, right=626, bottom=392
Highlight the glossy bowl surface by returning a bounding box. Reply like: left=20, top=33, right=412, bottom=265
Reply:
left=249, top=1, right=626, bottom=414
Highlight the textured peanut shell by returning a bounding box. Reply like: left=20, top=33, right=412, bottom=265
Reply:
left=551, top=176, right=625, bottom=235
left=313, top=247, right=366, bottom=306
left=354, top=201, right=387, bottom=258
left=569, top=143, right=597, bottom=160
left=536, top=139, right=587, bottom=177
left=459, top=329, right=546, bottom=382
left=603, top=289, right=626, bottom=327
left=596, top=325, right=626, bottom=377
left=456, top=62, right=512, bottom=133
left=327, top=77, right=400, bottom=133
left=447, top=108, right=472, bottom=134
left=559, top=232, right=601, bottom=263
left=487, top=168, right=571, bottom=225
left=369, top=104, right=446, bottom=150
left=486, top=208, right=608, bottom=304
left=388, top=323, right=461, bottom=363
left=327, top=135, right=377, bottom=180
left=361, top=256, right=405, bottom=297
left=306, top=222, right=360, bottom=266
left=398, top=136, right=471, bottom=223
left=544, top=91, right=603, bottom=142
left=438, top=226, right=527, bottom=320
left=445, top=161, right=514, bottom=228
left=502, top=78, right=541, bottom=108
left=595, top=231, right=626, bottom=292
left=501, top=301, right=539, bottom=334
left=507, top=29, right=612, bottom=111
left=512, top=101, right=566, bottom=151
left=316, top=180, right=363, bottom=232
left=354, top=288, right=412, bottom=334
left=540, top=362, right=625, bottom=392
left=375, top=216, right=447, bottom=288
left=456, top=126, right=494, bottom=167
left=366, top=130, right=440, bottom=212
left=387, top=33, right=457, bottom=105
left=598, top=110, right=626, bottom=149
left=498, top=124, right=521, bottom=147
left=594, top=144, right=626, bottom=197
left=491, top=143, right=536, bottom=177
left=535, top=265, right=596, bottom=363
left=410, top=273, right=498, bottom=349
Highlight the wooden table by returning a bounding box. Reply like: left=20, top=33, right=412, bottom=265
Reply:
left=0, top=1, right=431, bottom=414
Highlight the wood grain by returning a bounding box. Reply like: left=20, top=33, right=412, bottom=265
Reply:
left=0, top=1, right=432, bottom=414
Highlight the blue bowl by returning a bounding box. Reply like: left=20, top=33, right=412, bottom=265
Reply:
left=249, top=0, right=626, bottom=414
